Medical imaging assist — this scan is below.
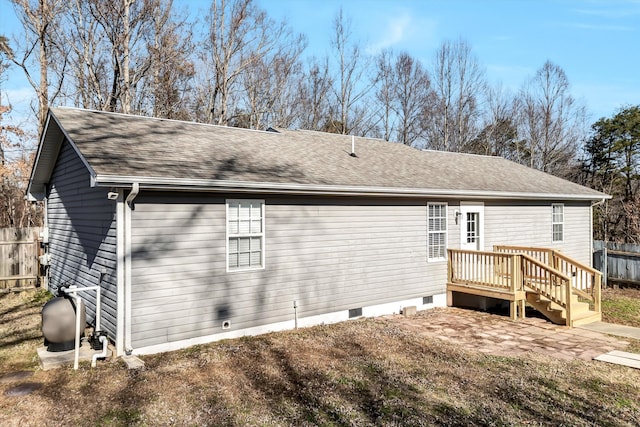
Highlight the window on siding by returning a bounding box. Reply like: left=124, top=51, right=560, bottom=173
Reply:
left=428, top=203, right=447, bottom=261
left=552, top=203, right=564, bottom=242
left=227, top=200, right=265, bottom=271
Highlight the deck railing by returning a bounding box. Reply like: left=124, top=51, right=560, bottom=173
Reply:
left=448, top=249, right=523, bottom=293
left=494, top=245, right=601, bottom=313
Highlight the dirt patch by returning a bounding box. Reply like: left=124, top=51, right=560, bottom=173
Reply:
left=0, top=371, right=33, bottom=384
left=1, top=290, right=639, bottom=426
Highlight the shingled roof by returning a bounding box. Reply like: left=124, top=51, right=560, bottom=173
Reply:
left=28, top=107, right=607, bottom=201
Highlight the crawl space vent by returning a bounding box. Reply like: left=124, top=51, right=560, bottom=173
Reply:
left=348, top=308, right=363, bottom=318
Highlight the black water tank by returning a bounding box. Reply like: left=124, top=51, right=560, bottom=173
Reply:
left=41, top=296, right=86, bottom=352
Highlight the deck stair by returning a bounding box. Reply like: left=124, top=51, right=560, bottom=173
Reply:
left=447, top=246, right=602, bottom=327
left=525, top=289, right=601, bottom=326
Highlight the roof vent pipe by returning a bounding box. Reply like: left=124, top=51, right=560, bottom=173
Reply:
left=350, top=135, right=357, bottom=158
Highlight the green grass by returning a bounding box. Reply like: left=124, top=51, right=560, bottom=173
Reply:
left=601, top=288, right=640, bottom=328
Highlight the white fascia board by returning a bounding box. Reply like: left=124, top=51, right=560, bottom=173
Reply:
left=26, top=114, right=53, bottom=199
left=93, top=174, right=610, bottom=201
left=27, top=110, right=99, bottom=198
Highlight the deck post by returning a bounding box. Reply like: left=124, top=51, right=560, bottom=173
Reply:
left=510, top=255, right=516, bottom=294
left=565, top=277, right=572, bottom=326
left=594, top=272, right=602, bottom=314
left=510, top=254, right=523, bottom=320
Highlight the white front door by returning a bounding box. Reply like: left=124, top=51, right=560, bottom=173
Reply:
left=460, top=203, right=484, bottom=251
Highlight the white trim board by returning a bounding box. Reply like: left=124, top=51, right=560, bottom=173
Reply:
left=132, top=293, right=447, bottom=356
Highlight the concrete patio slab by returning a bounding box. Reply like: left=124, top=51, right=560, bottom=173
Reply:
left=37, top=341, right=112, bottom=370
left=577, top=321, right=640, bottom=340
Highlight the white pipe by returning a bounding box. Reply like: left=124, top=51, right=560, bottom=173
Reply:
left=293, top=300, right=298, bottom=329
left=95, top=287, right=101, bottom=332
left=71, top=290, right=82, bottom=370
left=91, top=335, right=108, bottom=368
left=60, top=285, right=102, bottom=370
left=351, top=135, right=355, bottom=155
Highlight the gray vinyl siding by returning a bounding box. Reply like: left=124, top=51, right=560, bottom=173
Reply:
left=483, top=200, right=592, bottom=265
left=47, top=139, right=118, bottom=339
left=130, top=195, right=443, bottom=348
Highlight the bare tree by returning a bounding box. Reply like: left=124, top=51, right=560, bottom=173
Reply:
left=238, top=29, right=307, bottom=129
left=425, top=38, right=485, bottom=152
left=145, top=0, right=195, bottom=119
left=1, top=45, right=40, bottom=227
left=61, top=0, right=109, bottom=110
left=86, top=0, right=158, bottom=113
left=392, top=52, right=431, bottom=146
left=516, top=61, right=586, bottom=174
left=373, top=49, right=396, bottom=141
left=293, top=57, right=333, bottom=131
left=59, top=0, right=193, bottom=118
left=470, top=84, right=519, bottom=157
left=198, top=0, right=294, bottom=126
left=328, top=9, right=375, bottom=135
left=7, top=0, right=66, bottom=133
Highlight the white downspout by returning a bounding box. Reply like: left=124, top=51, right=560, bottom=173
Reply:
left=125, top=182, right=140, bottom=207
left=115, top=190, right=125, bottom=356
left=591, top=197, right=607, bottom=284
left=124, top=183, right=139, bottom=354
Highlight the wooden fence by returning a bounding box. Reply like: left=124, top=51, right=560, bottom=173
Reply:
left=593, top=240, right=640, bottom=286
left=0, top=227, right=42, bottom=291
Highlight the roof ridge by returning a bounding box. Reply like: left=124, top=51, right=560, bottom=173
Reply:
left=291, top=128, right=392, bottom=144
left=51, top=106, right=279, bottom=136
left=420, top=149, right=504, bottom=160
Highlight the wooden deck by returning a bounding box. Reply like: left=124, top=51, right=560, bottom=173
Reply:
left=447, top=246, right=602, bottom=327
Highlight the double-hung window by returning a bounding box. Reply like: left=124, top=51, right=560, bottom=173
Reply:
left=428, top=203, right=447, bottom=261
left=227, top=200, right=265, bottom=271
left=552, top=203, right=564, bottom=243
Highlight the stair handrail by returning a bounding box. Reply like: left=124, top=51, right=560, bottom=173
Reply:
left=520, top=254, right=573, bottom=324
left=551, top=250, right=602, bottom=313
left=495, top=245, right=602, bottom=314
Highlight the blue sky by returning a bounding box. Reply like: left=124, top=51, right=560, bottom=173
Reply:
left=253, top=0, right=640, bottom=121
left=1, top=0, right=639, bottom=135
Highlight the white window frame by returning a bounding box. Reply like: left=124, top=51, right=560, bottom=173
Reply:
left=226, top=199, right=265, bottom=272
left=427, top=202, right=448, bottom=262
left=552, top=203, right=564, bottom=243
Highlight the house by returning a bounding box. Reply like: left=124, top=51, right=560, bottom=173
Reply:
left=28, top=107, right=608, bottom=356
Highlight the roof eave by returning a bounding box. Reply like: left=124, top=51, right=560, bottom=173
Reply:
left=27, top=109, right=98, bottom=200
left=94, top=175, right=611, bottom=201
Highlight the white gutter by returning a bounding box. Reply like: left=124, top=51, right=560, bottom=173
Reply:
left=94, top=175, right=610, bottom=202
